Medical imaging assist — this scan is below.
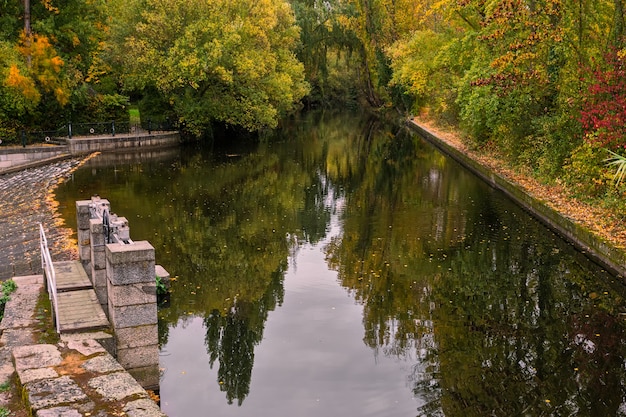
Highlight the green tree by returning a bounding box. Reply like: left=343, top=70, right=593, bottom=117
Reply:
left=114, top=0, right=309, bottom=135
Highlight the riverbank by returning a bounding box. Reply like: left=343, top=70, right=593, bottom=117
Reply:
left=409, top=117, right=626, bottom=276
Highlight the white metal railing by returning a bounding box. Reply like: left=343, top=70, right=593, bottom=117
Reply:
left=39, top=223, right=60, bottom=333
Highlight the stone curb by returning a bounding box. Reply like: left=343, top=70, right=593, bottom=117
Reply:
left=407, top=120, right=626, bottom=278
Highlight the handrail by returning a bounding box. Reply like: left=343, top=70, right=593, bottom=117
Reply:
left=39, top=223, right=60, bottom=334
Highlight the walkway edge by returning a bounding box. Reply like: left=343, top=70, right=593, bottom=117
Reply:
left=407, top=120, right=626, bottom=278
left=0, top=153, right=71, bottom=176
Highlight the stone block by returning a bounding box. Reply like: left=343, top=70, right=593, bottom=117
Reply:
left=106, top=241, right=155, bottom=264
left=90, top=245, right=106, bottom=270
left=66, top=338, right=107, bottom=356
left=106, top=241, right=155, bottom=286
left=26, top=376, right=88, bottom=410
left=115, top=325, right=158, bottom=349
left=0, top=328, right=35, bottom=347
left=155, top=265, right=170, bottom=290
left=79, top=250, right=91, bottom=272
left=108, top=282, right=156, bottom=307
left=37, top=406, right=84, bottom=417
left=124, top=398, right=166, bottom=417
left=90, top=219, right=105, bottom=247
left=127, top=365, right=161, bottom=392
left=108, top=302, right=157, bottom=328
left=92, top=268, right=107, bottom=290
left=116, top=344, right=160, bottom=370
left=76, top=200, right=92, bottom=230
left=77, top=228, right=90, bottom=248
left=61, top=332, right=115, bottom=357
left=20, top=367, right=59, bottom=384
left=13, top=345, right=62, bottom=372
left=88, top=372, right=147, bottom=402
left=94, top=285, right=108, bottom=310
left=82, top=353, right=125, bottom=373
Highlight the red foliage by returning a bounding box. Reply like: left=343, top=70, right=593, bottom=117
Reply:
left=580, top=49, right=626, bottom=150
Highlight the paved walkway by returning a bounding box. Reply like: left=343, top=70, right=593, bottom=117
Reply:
left=0, top=156, right=87, bottom=280
left=1, top=275, right=165, bottom=416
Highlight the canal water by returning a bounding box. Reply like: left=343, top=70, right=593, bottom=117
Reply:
left=54, top=110, right=626, bottom=416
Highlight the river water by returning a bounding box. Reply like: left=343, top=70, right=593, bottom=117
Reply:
left=54, top=110, right=626, bottom=416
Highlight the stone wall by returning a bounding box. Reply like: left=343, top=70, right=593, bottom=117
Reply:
left=67, top=132, right=180, bottom=155
left=0, top=146, right=69, bottom=173
left=76, top=196, right=165, bottom=390
left=407, top=120, right=626, bottom=278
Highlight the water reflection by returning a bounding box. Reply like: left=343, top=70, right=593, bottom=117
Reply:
left=54, top=110, right=626, bottom=416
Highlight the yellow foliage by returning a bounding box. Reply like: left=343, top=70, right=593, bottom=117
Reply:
left=50, top=56, right=64, bottom=72
left=4, top=65, right=41, bottom=102
left=41, top=0, right=60, bottom=13
left=54, top=87, right=69, bottom=106
left=13, top=33, right=69, bottom=106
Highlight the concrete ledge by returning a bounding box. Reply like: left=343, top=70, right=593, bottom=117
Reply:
left=0, top=151, right=71, bottom=175
left=407, top=120, right=626, bottom=278
left=67, top=132, right=180, bottom=155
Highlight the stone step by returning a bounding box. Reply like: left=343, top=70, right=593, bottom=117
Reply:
left=12, top=342, right=166, bottom=416
left=56, top=289, right=110, bottom=333
left=53, top=260, right=92, bottom=292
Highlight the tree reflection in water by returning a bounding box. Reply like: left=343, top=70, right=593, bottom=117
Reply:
left=204, top=263, right=286, bottom=405
left=54, top=110, right=626, bottom=416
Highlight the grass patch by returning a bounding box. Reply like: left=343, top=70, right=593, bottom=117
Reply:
left=35, top=290, right=58, bottom=344
left=0, top=279, right=17, bottom=322
left=129, top=107, right=141, bottom=125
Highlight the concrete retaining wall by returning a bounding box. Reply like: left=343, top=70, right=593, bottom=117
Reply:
left=67, top=132, right=180, bottom=154
left=407, top=120, right=626, bottom=278
left=0, top=146, right=69, bottom=172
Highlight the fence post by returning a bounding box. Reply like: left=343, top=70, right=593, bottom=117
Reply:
left=21, top=130, right=26, bottom=148
left=112, top=120, right=116, bottom=137
left=68, top=122, right=72, bottom=139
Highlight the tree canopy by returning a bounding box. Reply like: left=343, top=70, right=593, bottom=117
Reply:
left=3, top=0, right=626, bottom=208
left=111, top=0, right=309, bottom=134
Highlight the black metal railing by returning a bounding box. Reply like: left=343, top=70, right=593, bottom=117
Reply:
left=2, top=119, right=178, bottom=147
left=18, top=126, right=67, bottom=146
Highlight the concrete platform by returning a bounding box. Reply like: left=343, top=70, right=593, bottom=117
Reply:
left=53, top=260, right=92, bottom=292
left=56, top=289, right=110, bottom=333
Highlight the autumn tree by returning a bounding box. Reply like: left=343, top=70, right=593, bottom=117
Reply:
left=0, top=0, right=122, bottom=140
left=111, top=0, right=309, bottom=135
left=580, top=47, right=626, bottom=150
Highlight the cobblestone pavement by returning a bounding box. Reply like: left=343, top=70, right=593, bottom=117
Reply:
left=0, top=157, right=91, bottom=280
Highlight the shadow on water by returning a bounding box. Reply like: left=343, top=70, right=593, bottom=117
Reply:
left=54, top=109, right=626, bottom=416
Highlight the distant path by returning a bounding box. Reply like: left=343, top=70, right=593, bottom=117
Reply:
left=0, top=155, right=96, bottom=280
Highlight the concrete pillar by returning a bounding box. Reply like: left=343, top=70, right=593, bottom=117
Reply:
left=75, top=200, right=92, bottom=276
left=90, top=218, right=107, bottom=310
left=105, top=241, right=159, bottom=390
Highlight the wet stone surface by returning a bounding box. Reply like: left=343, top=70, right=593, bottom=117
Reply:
left=0, top=159, right=83, bottom=280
